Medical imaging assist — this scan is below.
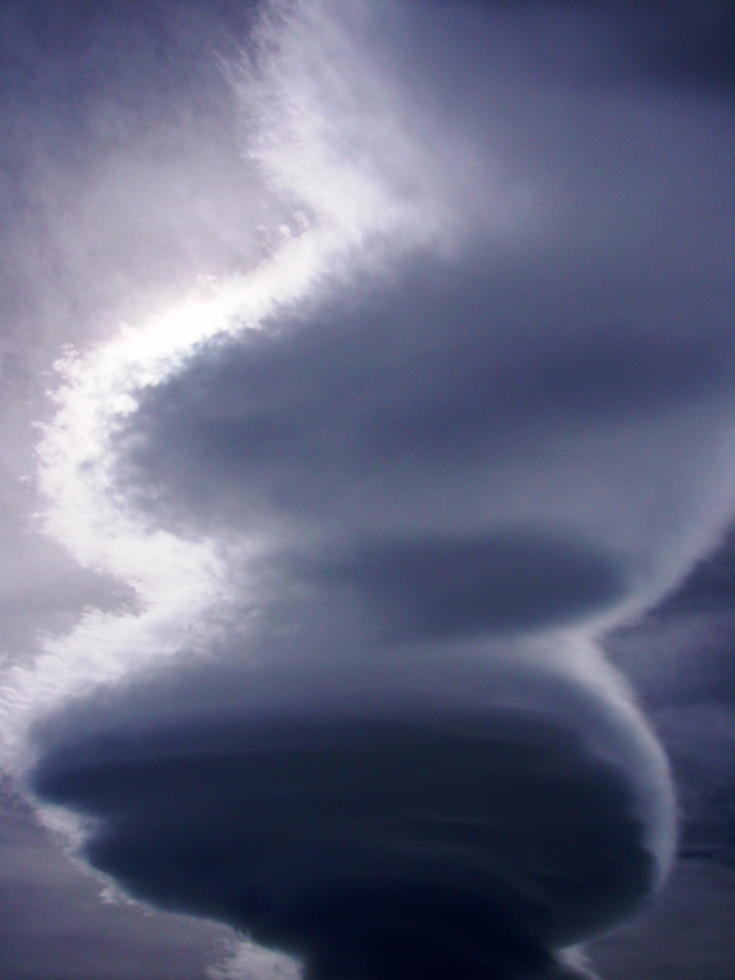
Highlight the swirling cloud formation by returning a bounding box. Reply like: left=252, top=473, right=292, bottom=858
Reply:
left=3, top=2, right=735, bottom=978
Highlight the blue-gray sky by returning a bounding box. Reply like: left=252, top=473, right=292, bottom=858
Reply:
left=1, top=3, right=735, bottom=979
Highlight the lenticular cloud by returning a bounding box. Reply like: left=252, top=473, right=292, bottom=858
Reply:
left=4, top=2, right=735, bottom=979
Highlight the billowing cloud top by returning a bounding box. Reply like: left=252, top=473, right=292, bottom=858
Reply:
left=2, top=2, right=735, bottom=979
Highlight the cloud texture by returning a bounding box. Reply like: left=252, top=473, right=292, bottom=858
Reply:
left=2, top=1, right=735, bottom=978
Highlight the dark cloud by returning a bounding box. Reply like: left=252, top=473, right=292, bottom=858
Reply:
left=426, top=1, right=735, bottom=97
left=33, top=711, right=652, bottom=980
left=300, top=530, right=623, bottom=640
left=588, top=856, right=735, bottom=980
left=0, top=779, right=234, bottom=980
left=2, top=2, right=735, bottom=979
left=633, top=3, right=735, bottom=96
left=61, top=6, right=732, bottom=975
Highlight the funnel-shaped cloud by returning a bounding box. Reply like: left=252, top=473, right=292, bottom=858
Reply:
left=35, top=712, right=651, bottom=980
left=3, top=2, right=735, bottom=979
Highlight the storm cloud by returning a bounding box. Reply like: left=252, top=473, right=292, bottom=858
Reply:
left=1, top=2, right=735, bottom=979
left=34, top=713, right=651, bottom=980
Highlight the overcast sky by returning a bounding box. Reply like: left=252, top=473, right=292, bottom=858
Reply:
left=1, top=2, right=735, bottom=979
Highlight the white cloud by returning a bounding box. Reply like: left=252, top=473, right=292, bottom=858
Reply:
left=206, top=937, right=300, bottom=980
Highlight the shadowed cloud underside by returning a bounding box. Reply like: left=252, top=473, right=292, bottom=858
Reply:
left=299, top=531, right=623, bottom=640
left=35, top=712, right=652, bottom=980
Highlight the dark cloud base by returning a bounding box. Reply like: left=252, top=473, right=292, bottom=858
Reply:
left=300, top=531, right=623, bottom=641
left=34, top=712, right=652, bottom=980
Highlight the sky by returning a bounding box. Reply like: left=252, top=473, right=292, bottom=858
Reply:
left=0, top=1, right=734, bottom=978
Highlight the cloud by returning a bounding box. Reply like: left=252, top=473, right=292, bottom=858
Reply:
left=296, top=531, right=624, bottom=640
left=206, top=938, right=299, bottom=980
left=1, top=1, right=734, bottom=978
left=33, top=709, right=653, bottom=980
left=0, top=779, right=236, bottom=980
left=26, top=589, right=673, bottom=979
left=418, top=0, right=735, bottom=99
left=588, top=854, right=735, bottom=980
